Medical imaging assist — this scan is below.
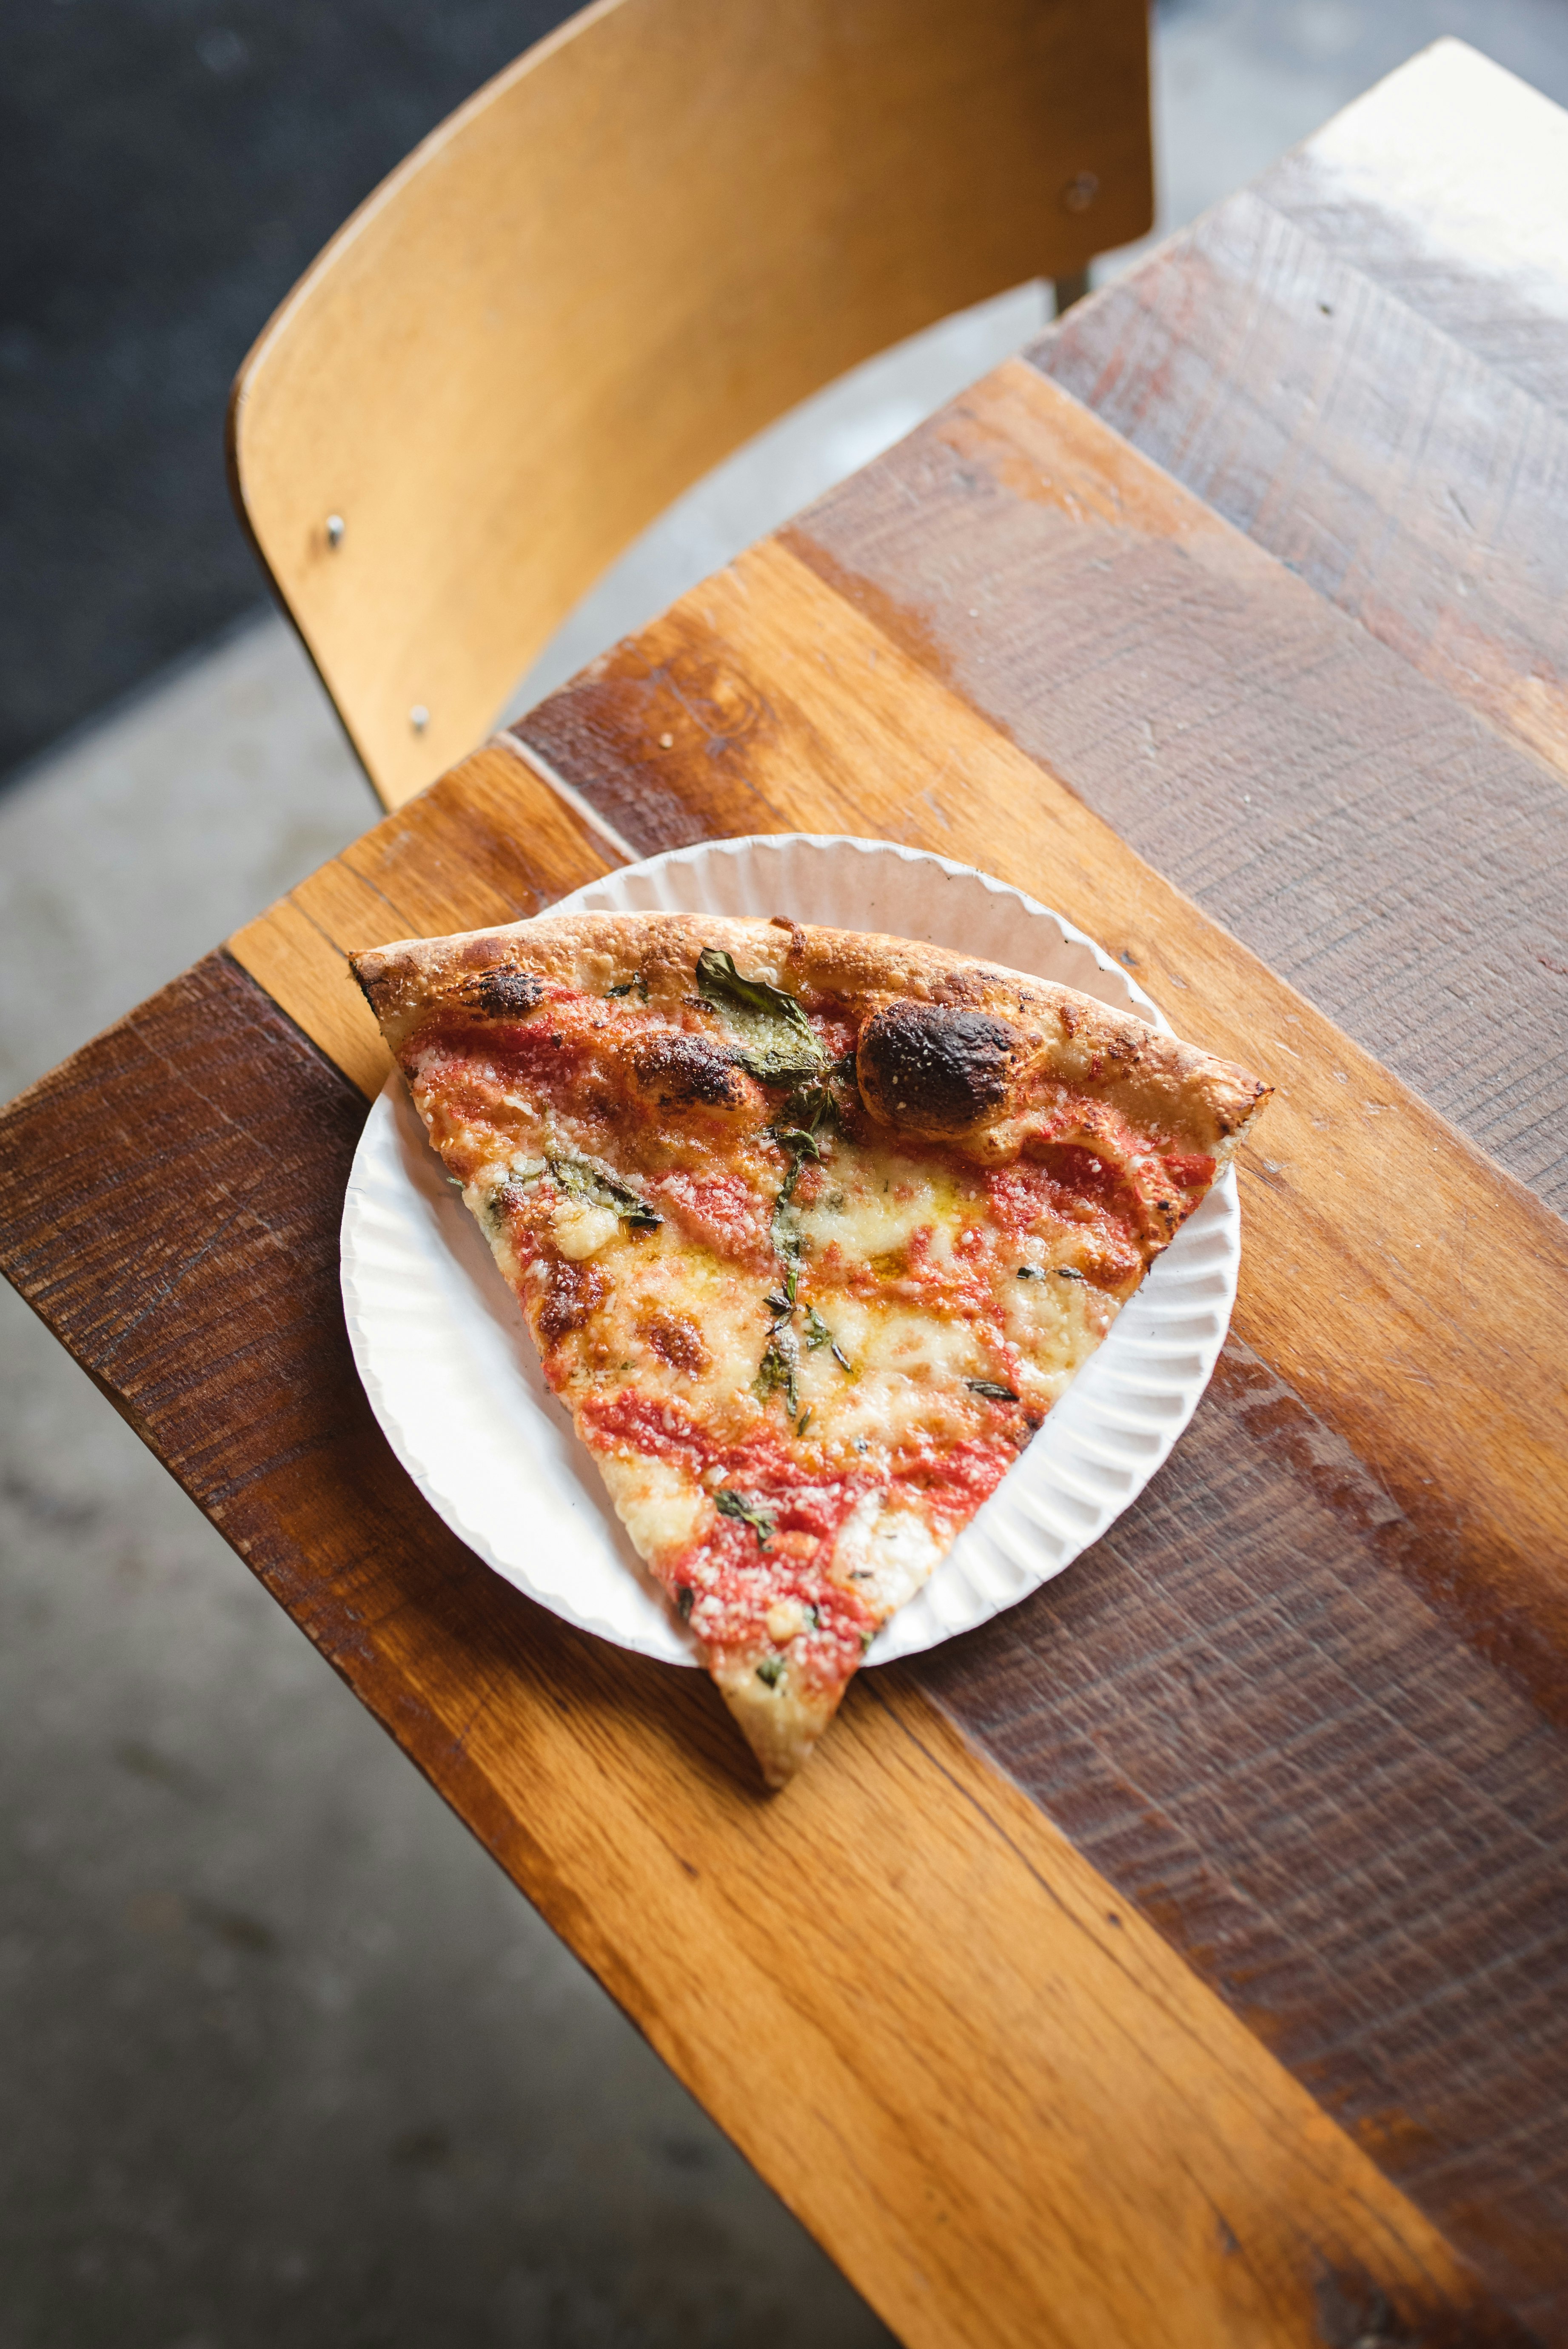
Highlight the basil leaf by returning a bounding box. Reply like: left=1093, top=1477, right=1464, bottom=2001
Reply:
left=772, top=1172, right=807, bottom=1267
left=754, top=1330, right=800, bottom=1415
left=696, top=949, right=824, bottom=1083
left=547, top=1153, right=661, bottom=1229
left=803, top=1306, right=832, bottom=1351
left=770, top=1126, right=825, bottom=1161
left=714, top=1488, right=775, bottom=1546
left=967, top=1379, right=1020, bottom=1402
left=755, top=1656, right=785, bottom=1687
left=778, top=1079, right=837, bottom=1137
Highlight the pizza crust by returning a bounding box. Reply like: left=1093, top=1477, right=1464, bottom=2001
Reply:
left=709, top=1654, right=843, bottom=1791
left=353, top=909, right=1269, bottom=1162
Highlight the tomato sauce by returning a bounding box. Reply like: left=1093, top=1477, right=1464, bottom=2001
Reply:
left=1162, top=1150, right=1217, bottom=1197
left=984, top=1149, right=1146, bottom=1287
left=580, top=1389, right=919, bottom=1685
left=576, top=1394, right=1014, bottom=1662
left=653, top=1168, right=773, bottom=1269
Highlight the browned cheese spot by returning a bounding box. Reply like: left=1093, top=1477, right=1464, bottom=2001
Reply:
left=641, top=1310, right=711, bottom=1374
left=858, top=1001, right=1021, bottom=1136
left=459, top=963, right=546, bottom=1018
left=537, top=1259, right=609, bottom=1345
left=631, top=1029, right=748, bottom=1109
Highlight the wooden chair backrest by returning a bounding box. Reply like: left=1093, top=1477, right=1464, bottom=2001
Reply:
left=228, top=0, right=1152, bottom=809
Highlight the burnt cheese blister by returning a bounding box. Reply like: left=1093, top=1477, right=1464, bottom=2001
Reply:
left=856, top=1002, right=1023, bottom=1137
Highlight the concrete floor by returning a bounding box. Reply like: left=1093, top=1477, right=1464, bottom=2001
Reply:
left=7, top=6, right=1568, bottom=2343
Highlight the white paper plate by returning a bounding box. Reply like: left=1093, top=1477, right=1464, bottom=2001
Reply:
left=342, top=834, right=1239, bottom=1667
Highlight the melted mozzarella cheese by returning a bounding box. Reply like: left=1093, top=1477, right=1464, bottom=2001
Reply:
left=796, top=1146, right=964, bottom=1263
left=830, top=1489, right=943, bottom=1615
left=552, top=1200, right=619, bottom=1259
left=1002, top=1272, right=1120, bottom=1399
left=851, top=1298, right=978, bottom=1380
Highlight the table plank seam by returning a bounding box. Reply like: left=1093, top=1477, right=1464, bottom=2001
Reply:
left=489, top=726, right=641, bottom=862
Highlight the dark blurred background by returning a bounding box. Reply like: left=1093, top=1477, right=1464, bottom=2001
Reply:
left=1, top=0, right=574, bottom=781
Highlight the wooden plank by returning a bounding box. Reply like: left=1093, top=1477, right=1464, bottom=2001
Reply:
left=0, top=953, right=1526, bottom=2349
left=226, top=892, right=391, bottom=1100
left=725, top=360, right=1568, bottom=1214
left=229, top=742, right=619, bottom=1093
left=922, top=1334, right=1568, bottom=2327
left=1257, top=40, right=1568, bottom=422
left=1033, top=189, right=1568, bottom=786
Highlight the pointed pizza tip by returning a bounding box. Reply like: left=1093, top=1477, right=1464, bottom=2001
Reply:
left=713, top=1661, right=847, bottom=1792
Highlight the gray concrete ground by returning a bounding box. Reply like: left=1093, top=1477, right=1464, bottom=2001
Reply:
left=7, top=6, right=1568, bottom=2343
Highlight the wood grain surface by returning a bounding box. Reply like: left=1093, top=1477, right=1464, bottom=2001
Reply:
left=0, top=932, right=1524, bottom=2349
left=516, top=537, right=1568, bottom=2324
left=1035, top=186, right=1568, bottom=789
left=1258, top=41, right=1568, bottom=422
left=927, top=1338, right=1568, bottom=2322
left=750, top=361, right=1568, bottom=1216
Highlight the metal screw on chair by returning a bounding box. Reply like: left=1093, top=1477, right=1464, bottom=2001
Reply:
left=1062, top=171, right=1099, bottom=213
left=325, top=513, right=345, bottom=548
left=410, top=704, right=430, bottom=733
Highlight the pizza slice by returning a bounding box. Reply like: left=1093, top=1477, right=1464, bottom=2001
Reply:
left=352, top=911, right=1270, bottom=1787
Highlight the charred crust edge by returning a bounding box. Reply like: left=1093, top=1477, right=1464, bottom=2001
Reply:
left=458, top=963, right=547, bottom=1018
left=858, top=1001, right=1023, bottom=1135
left=630, top=1030, right=747, bottom=1108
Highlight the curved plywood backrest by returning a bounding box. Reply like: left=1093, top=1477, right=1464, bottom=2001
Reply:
left=228, top=0, right=1151, bottom=808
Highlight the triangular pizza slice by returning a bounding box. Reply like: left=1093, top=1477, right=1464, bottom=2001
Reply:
left=353, top=912, right=1270, bottom=1787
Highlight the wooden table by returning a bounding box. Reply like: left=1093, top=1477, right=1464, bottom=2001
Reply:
left=5, top=41, right=1567, bottom=2348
